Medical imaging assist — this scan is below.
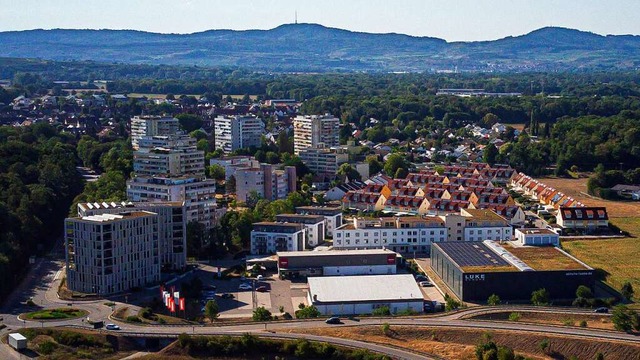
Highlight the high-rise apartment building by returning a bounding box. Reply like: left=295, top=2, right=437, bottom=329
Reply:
left=133, top=135, right=205, bottom=177
left=130, top=115, right=180, bottom=150
left=77, top=201, right=187, bottom=270
left=235, top=163, right=297, bottom=203
left=293, top=114, right=340, bottom=155
left=65, top=211, right=161, bottom=295
left=298, top=144, right=349, bottom=180
left=214, top=115, right=264, bottom=153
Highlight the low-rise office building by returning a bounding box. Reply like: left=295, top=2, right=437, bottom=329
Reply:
left=295, top=205, right=343, bottom=237
left=514, top=228, right=559, bottom=246
left=250, top=222, right=306, bottom=255
left=275, top=214, right=326, bottom=247
left=277, top=249, right=397, bottom=278
left=307, top=274, right=423, bottom=315
left=431, top=241, right=594, bottom=302
left=334, top=216, right=447, bottom=254
left=65, top=211, right=161, bottom=295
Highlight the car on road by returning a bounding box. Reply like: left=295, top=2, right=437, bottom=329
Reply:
left=238, top=283, right=252, bottom=290
left=594, top=307, right=609, bottom=313
left=419, top=281, right=434, bottom=287
left=256, top=286, right=267, bottom=292
left=105, top=324, right=120, bottom=330
left=325, top=316, right=341, bottom=324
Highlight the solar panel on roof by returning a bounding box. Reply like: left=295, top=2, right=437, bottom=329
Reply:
left=436, top=242, right=511, bottom=268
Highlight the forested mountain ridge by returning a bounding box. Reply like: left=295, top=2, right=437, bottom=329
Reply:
left=1, top=24, right=639, bottom=72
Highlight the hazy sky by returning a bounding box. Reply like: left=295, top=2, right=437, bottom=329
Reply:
left=1, top=0, right=639, bottom=41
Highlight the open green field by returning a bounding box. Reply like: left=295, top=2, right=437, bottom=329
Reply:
left=562, top=217, right=640, bottom=303
left=24, top=308, right=88, bottom=320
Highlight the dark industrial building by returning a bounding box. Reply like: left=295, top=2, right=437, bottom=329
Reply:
left=431, top=241, right=594, bottom=302
left=277, top=249, right=397, bottom=278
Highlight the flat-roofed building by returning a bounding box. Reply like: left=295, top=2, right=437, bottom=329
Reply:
left=65, top=211, right=161, bottom=295
left=77, top=201, right=187, bottom=270
left=334, top=216, right=447, bottom=254
left=295, top=205, right=343, bottom=237
left=130, top=115, right=180, bottom=150
left=276, top=214, right=326, bottom=247
left=235, top=164, right=297, bottom=203
left=213, top=115, right=264, bottom=153
left=250, top=222, right=306, bottom=255
left=293, top=114, right=340, bottom=155
left=277, top=249, right=398, bottom=278
left=431, top=241, right=594, bottom=302
left=134, top=135, right=205, bottom=177
left=307, top=274, right=423, bottom=315
left=298, top=144, right=349, bottom=181
left=459, top=208, right=512, bottom=241
left=514, top=228, right=559, bottom=246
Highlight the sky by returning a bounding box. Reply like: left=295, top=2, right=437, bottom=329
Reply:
left=1, top=0, right=639, bottom=41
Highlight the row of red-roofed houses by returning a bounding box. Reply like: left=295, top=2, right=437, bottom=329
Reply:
left=341, top=164, right=525, bottom=225
left=510, top=172, right=609, bottom=230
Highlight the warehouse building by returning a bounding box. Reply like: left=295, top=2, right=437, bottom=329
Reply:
left=277, top=249, right=397, bottom=278
left=431, top=241, right=594, bottom=302
left=307, top=274, right=423, bottom=315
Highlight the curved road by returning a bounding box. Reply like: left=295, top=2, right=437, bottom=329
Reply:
left=1, top=256, right=638, bottom=359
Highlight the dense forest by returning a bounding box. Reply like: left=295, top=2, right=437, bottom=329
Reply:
left=0, top=124, right=83, bottom=298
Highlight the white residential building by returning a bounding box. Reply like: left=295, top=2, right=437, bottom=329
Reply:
left=65, top=211, right=161, bottom=295
left=298, top=144, right=349, bottom=180
left=209, top=156, right=259, bottom=180
left=295, top=206, right=343, bottom=237
left=333, top=216, right=447, bottom=254
left=458, top=208, right=512, bottom=242
left=134, top=135, right=205, bottom=177
left=293, top=114, right=340, bottom=155
left=276, top=214, right=326, bottom=247
left=250, top=222, right=307, bottom=255
left=126, top=176, right=218, bottom=229
left=77, top=201, right=187, bottom=270
left=213, top=115, right=264, bottom=153
left=130, top=115, right=180, bottom=150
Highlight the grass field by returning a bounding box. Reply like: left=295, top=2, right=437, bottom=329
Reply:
left=24, top=308, right=88, bottom=320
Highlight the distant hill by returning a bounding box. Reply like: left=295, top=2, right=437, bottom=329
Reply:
left=0, top=24, right=639, bottom=72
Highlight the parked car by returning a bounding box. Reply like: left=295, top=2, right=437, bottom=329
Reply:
left=220, top=293, right=234, bottom=299
left=325, top=316, right=341, bottom=324
left=594, top=307, right=609, bottom=313
left=105, top=324, right=120, bottom=330
left=238, top=283, right=252, bottom=290
left=256, top=286, right=267, bottom=292
left=415, top=275, right=428, bottom=282
left=419, top=281, right=434, bottom=287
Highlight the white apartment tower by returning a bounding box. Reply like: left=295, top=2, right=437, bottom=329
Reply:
left=293, top=114, right=340, bottom=155
left=133, top=136, right=205, bottom=177
left=214, top=115, right=265, bottom=153
left=65, top=211, right=161, bottom=295
left=130, top=115, right=180, bottom=150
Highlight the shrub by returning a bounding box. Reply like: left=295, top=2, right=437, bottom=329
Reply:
left=381, top=323, right=391, bottom=336
left=126, top=315, right=142, bottom=322
left=576, top=285, right=593, bottom=299
left=487, top=294, right=501, bottom=306
left=539, top=339, right=550, bottom=354
left=580, top=320, right=588, bottom=327
left=252, top=306, right=272, bottom=321
left=444, top=294, right=461, bottom=311
left=531, top=288, right=549, bottom=306
left=38, top=340, right=58, bottom=355
left=563, top=319, right=574, bottom=326
left=372, top=306, right=391, bottom=316
left=178, top=333, right=191, bottom=348
left=282, top=312, right=293, bottom=320
left=295, top=305, right=321, bottom=319
left=139, top=307, right=154, bottom=319
left=508, top=312, right=521, bottom=321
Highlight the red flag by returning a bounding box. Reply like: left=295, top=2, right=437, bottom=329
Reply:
left=179, top=297, right=185, bottom=311
left=170, top=298, right=176, bottom=313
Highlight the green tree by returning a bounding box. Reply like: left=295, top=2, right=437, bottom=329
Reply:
left=531, top=288, right=549, bottom=306
left=366, top=155, right=383, bottom=175
left=621, top=281, right=634, bottom=301
left=252, top=306, right=272, bottom=321
left=538, top=338, right=549, bottom=354
left=611, top=305, right=633, bottom=332
left=383, top=153, right=409, bottom=177
left=204, top=300, right=219, bottom=322
left=487, top=294, right=501, bottom=306
left=483, top=143, right=499, bottom=166
left=295, top=305, right=321, bottom=319
left=225, top=175, right=236, bottom=194
left=175, top=113, right=204, bottom=133
left=337, top=163, right=361, bottom=182
left=208, top=164, right=225, bottom=181
left=575, top=285, right=593, bottom=299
